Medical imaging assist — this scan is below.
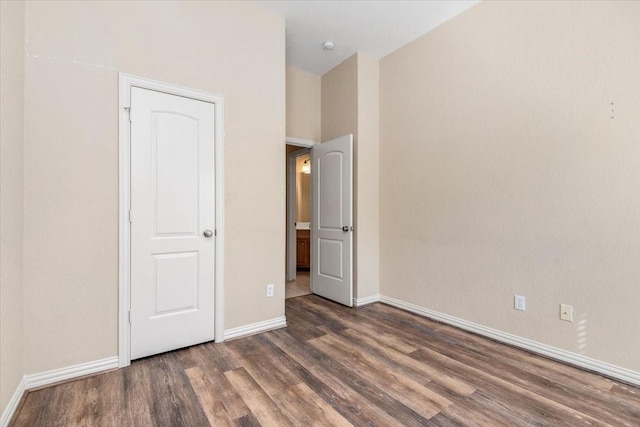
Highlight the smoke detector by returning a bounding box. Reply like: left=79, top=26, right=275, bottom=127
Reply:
left=323, top=41, right=335, bottom=51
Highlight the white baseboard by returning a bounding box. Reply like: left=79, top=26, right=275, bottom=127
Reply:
left=24, top=356, right=119, bottom=390
left=0, top=376, right=26, bottom=427
left=224, top=316, right=287, bottom=341
left=379, top=295, right=640, bottom=387
left=353, top=294, right=380, bottom=307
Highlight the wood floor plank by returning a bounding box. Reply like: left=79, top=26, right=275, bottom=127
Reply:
left=233, top=413, right=261, bottom=427
left=266, top=328, right=428, bottom=427
left=285, top=298, right=348, bottom=332
left=9, top=387, right=52, bottom=426
left=296, top=296, right=419, bottom=353
left=309, top=332, right=452, bottom=419
left=184, top=365, right=233, bottom=427
left=437, top=391, right=526, bottom=427
left=272, top=382, right=353, bottom=427
left=144, top=353, right=210, bottom=427
left=610, top=382, right=640, bottom=405
left=412, top=331, right=640, bottom=425
left=300, top=301, right=478, bottom=398
left=180, top=344, right=252, bottom=421
left=74, top=373, right=111, bottom=426
left=372, top=302, right=615, bottom=393
left=410, top=346, right=610, bottom=426
left=224, top=367, right=294, bottom=427
left=226, top=335, right=303, bottom=396
left=259, top=330, right=412, bottom=427
left=367, top=302, right=630, bottom=419
left=120, top=356, right=154, bottom=427
left=281, top=305, right=328, bottom=341
left=335, top=327, right=476, bottom=396
left=8, top=294, right=639, bottom=426
left=22, top=380, right=77, bottom=427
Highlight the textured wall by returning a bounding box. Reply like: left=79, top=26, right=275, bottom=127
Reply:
left=322, top=53, right=380, bottom=300
left=355, top=53, right=380, bottom=300
left=23, top=0, right=285, bottom=374
left=286, top=66, right=321, bottom=141
left=0, top=0, right=25, bottom=414
left=380, top=1, right=640, bottom=370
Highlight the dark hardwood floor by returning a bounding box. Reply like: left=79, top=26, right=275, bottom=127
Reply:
left=10, top=295, right=640, bottom=426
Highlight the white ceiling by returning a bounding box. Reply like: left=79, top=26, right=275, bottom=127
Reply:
left=253, top=0, right=480, bottom=75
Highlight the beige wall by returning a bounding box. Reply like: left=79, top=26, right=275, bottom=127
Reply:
left=286, top=66, right=321, bottom=141
left=355, top=54, right=380, bottom=299
left=321, top=55, right=358, bottom=143
left=322, top=53, right=380, bottom=299
left=23, top=1, right=285, bottom=374
left=322, top=55, right=359, bottom=295
left=379, top=0, right=640, bottom=371
left=0, top=0, right=25, bottom=413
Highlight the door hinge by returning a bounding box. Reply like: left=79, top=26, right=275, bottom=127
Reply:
left=124, top=106, right=132, bottom=122
left=215, top=229, right=217, bottom=237
left=128, top=311, right=131, bottom=324
left=128, top=209, right=133, bottom=223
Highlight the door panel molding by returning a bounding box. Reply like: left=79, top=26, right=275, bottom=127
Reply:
left=118, top=73, right=225, bottom=367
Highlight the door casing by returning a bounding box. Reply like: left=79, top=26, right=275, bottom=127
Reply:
left=118, top=73, right=225, bottom=367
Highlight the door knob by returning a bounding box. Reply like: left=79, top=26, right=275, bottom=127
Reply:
left=203, top=229, right=214, bottom=238
left=342, top=226, right=349, bottom=232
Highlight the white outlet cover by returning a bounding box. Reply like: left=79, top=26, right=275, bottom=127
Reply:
left=560, top=303, right=573, bottom=321
left=514, top=295, right=525, bottom=311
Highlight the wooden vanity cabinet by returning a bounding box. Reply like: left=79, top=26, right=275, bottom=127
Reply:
left=296, top=229, right=310, bottom=269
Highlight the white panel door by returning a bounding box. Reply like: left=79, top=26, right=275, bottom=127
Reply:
left=130, top=87, right=215, bottom=359
left=311, top=135, right=353, bottom=306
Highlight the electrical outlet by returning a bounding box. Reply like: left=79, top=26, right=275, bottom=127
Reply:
left=560, top=304, right=573, bottom=321
left=514, top=295, right=525, bottom=311
left=266, top=284, right=274, bottom=297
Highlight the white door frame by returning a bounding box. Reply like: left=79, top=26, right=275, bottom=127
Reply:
left=285, top=137, right=315, bottom=282
left=118, top=73, right=225, bottom=367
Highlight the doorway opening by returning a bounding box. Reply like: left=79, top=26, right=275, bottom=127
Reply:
left=285, top=134, right=353, bottom=306
left=286, top=143, right=313, bottom=299
left=118, top=73, right=225, bottom=367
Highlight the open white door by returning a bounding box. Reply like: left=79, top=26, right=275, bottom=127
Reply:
left=311, top=135, right=353, bottom=306
left=130, top=87, right=215, bottom=359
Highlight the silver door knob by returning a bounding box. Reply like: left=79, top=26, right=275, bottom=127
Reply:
left=203, top=229, right=214, bottom=238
